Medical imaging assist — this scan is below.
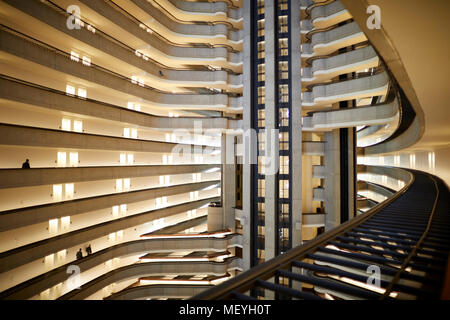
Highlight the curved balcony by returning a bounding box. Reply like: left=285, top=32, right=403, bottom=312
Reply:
left=193, top=169, right=450, bottom=300
left=357, top=180, right=395, bottom=200
left=0, top=179, right=219, bottom=235
left=3, top=2, right=236, bottom=92
left=0, top=197, right=218, bottom=274
left=302, top=71, right=389, bottom=107
left=0, top=76, right=242, bottom=131
left=58, top=258, right=240, bottom=300
left=106, top=285, right=212, bottom=300
left=125, top=0, right=243, bottom=51
left=302, top=21, right=366, bottom=58
left=0, top=1, right=243, bottom=93
left=3, top=0, right=242, bottom=74
left=310, top=0, right=352, bottom=29
left=0, top=166, right=219, bottom=190
left=0, top=124, right=217, bottom=155
left=160, top=0, right=243, bottom=29
left=0, top=28, right=240, bottom=113
left=0, top=233, right=242, bottom=300
left=300, top=20, right=314, bottom=34
left=80, top=0, right=242, bottom=70
left=302, top=95, right=398, bottom=131
left=302, top=45, right=379, bottom=85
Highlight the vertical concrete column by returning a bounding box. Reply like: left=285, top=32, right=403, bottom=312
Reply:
left=290, top=0, right=303, bottom=293
left=241, top=0, right=253, bottom=271
left=302, top=154, right=314, bottom=212
left=264, top=0, right=277, bottom=262
left=347, top=128, right=356, bottom=220
left=324, top=130, right=341, bottom=230
left=290, top=0, right=302, bottom=248
left=222, top=133, right=236, bottom=232
left=302, top=133, right=314, bottom=213
left=263, top=0, right=278, bottom=299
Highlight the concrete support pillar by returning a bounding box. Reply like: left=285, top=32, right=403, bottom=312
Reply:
left=207, top=205, right=223, bottom=232
left=290, top=0, right=303, bottom=249
left=346, top=128, right=356, bottom=221
left=221, top=133, right=236, bottom=232
left=263, top=0, right=277, bottom=263
left=290, top=0, right=303, bottom=293
left=262, top=1, right=278, bottom=300
left=302, top=153, right=314, bottom=212
left=324, top=130, right=341, bottom=230
left=241, top=0, right=252, bottom=272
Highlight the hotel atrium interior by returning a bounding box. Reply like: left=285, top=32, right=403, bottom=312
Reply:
left=0, top=0, right=449, bottom=301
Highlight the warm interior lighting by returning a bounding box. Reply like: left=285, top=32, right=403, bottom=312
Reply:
left=120, top=154, right=126, bottom=165
left=73, top=120, right=83, bottom=132
left=60, top=216, right=70, bottom=232
left=116, top=179, right=123, bottom=192
left=127, top=154, right=134, bottom=164
left=112, top=205, right=119, bottom=217
left=44, top=253, right=55, bottom=268
left=57, top=151, right=67, bottom=167
left=120, top=204, right=127, bottom=216
left=108, top=232, right=116, bottom=242
left=140, top=253, right=231, bottom=263
left=52, top=184, right=63, bottom=201
left=123, top=178, right=131, bottom=191
left=86, top=24, right=95, bottom=33
left=131, top=128, right=138, bottom=139
left=65, top=183, right=74, bottom=200
left=65, top=85, right=75, bottom=96
left=141, top=230, right=232, bottom=239
left=409, top=154, right=416, bottom=168
left=123, top=128, right=130, bottom=138
left=49, top=219, right=58, bottom=234
left=82, top=56, right=91, bottom=66
left=70, top=51, right=79, bottom=62
left=428, top=152, right=435, bottom=171
left=69, top=152, right=78, bottom=167
left=61, top=118, right=71, bottom=131
left=394, top=155, right=400, bottom=166
left=56, top=249, right=66, bottom=262
left=138, top=275, right=230, bottom=286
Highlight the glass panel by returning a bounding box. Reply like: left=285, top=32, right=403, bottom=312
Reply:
left=279, top=38, right=289, bottom=56
left=278, top=16, right=288, bottom=34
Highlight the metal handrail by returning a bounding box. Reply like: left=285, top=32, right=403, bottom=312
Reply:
left=381, top=173, right=441, bottom=299
left=305, top=18, right=353, bottom=41
left=109, top=0, right=239, bottom=53
left=0, top=24, right=171, bottom=94
left=153, top=0, right=238, bottom=31
left=304, top=40, right=370, bottom=66
left=0, top=74, right=242, bottom=124
left=192, top=167, right=415, bottom=299
left=43, top=0, right=173, bottom=70
left=305, top=0, right=335, bottom=17
left=305, top=65, right=385, bottom=91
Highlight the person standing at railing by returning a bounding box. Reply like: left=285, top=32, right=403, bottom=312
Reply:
left=85, top=244, right=92, bottom=256
left=76, top=248, right=83, bottom=260
left=21, top=159, right=30, bottom=169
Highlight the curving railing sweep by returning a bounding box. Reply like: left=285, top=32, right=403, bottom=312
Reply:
left=192, top=168, right=449, bottom=300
